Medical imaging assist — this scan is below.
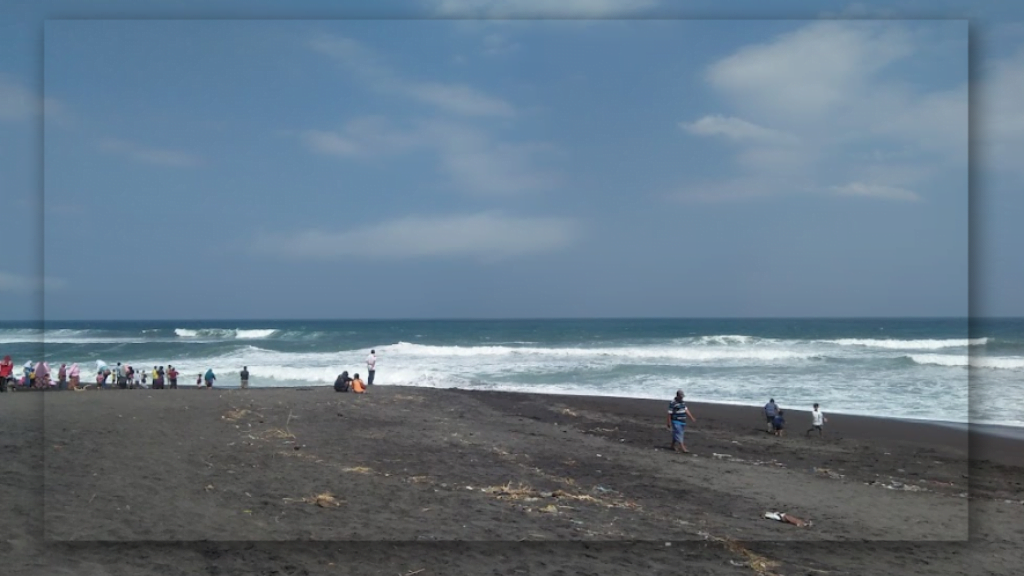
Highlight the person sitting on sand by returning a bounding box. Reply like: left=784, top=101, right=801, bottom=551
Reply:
left=764, top=398, right=778, bottom=433
left=772, top=409, right=786, bottom=436
left=351, top=373, right=366, bottom=393
left=665, top=389, right=696, bottom=453
left=334, top=371, right=351, bottom=393
left=806, top=403, right=828, bottom=437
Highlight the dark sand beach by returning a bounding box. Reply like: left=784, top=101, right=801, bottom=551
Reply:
left=2, top=385, right=1022, bottom=574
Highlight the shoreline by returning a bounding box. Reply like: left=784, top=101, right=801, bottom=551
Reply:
left=17, top=382, right=1018, bottom=465
left=3, top=382, right=1021, bottom=573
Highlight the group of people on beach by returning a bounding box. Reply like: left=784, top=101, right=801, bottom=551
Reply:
left=666, top=390, right=829, bottom=453
left=333, top=350, right=376, bottom=394
left=3, top=350, right=378, bottom=393
left=762, top=398, right=828, bottom=437
left=0, top=355, right=234, bottom=392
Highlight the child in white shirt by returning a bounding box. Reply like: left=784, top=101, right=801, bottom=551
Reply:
left=806, top=403, right=827, bottom=437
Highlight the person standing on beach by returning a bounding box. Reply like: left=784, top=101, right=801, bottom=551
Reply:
left=366, top=350, right=376, bottom=386
left=240, top=366, right=249, bottom=389
left=806, top=403, right=827, bottom=437
left=152, top=366, right=163, bottom=389
left=168, top=365, right=178, bottom=389
left=764, top=398, right=779, bottom=433
left=68, top=363, right=80, bottom=390
left=666, top=390, right=696, bottom=453
left=57, top=363, right=67, bottom=390
left=204, top=368, right=216, bottom=388
left=772, top=409, right=786, bottom=436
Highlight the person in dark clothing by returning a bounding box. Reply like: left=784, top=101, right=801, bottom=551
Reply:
left=772, top=409, right=786, bottom=436
left=240, top=366, right=250, bottom=389
left=334, top=371, right=352, bottom=392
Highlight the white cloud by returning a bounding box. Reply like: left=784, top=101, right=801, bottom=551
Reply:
left=423, top=121, right=559, bottom=194
left=681, top=115, right=798, bottom=145
left=0, top=272, right=66, bottom=293
left=406, top=82, right=515, bottom=117
left=482, top=34, right=521, bottom=56
left=299, top=118, right=558, bottom=195
left=706, top=22, right=913, bottom=122
left=0, top=74, right=62, bottom=122
left=981, top=46, right=1024, bottom=174
left=300, top=130, right=359, bottom=157
left=97, top=138, right=202, bottom=167
left=0, top=75, right=36, bottom=121
left=309, top=34, right=514, bottom=118
left=677, top=21, right=965, bottom=202
left=432, top=0, right=658, bottom=17
left=257, top=212, right=581, bottom=260
left=831, top=182, right=920, bottom=201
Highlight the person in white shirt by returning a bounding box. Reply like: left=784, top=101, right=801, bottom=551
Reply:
left=366, top=350, right=376, bottom=386
left=806, top=403, right=827, bottom=437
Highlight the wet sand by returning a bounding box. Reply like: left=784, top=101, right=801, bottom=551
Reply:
left=1, top=385, right=1021, bottom=574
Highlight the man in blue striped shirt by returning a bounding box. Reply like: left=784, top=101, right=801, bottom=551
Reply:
left=666, top=390, right=697, bottom=453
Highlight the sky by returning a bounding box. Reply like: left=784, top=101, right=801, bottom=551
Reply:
left=0, top=1, right=1017, bottom=320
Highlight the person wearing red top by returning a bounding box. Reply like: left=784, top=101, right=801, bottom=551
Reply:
left=167, top=365, right=179, bottom=389
left=0, top=355, right=13, bottom=392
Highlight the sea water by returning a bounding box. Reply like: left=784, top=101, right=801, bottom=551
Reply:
left=1, top=318, right=1018, bottom=427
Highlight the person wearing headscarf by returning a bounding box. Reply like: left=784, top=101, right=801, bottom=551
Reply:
left=35, top=362, right=50, bottom=389
left=68, top=363, right=81, bottom=390
left=204, top=368, right=216, bottom=388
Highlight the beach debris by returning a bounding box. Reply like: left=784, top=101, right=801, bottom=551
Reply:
left=539, top=504, right=558, bottom=513
left=712, top=453, right=732, bottom=460
left=205, top=484, right=215, bottom=492
left=764, top=511, right=812, bottom=528
left=813, top=467, right=845, bottom=480
left=560, top=408, right=578, bottom=417
left=342, top=466, right=373, bottom=474
left=704, top=533, right=781, bottom=575
left=262, top=428, right=295, bottom=440
left=222, top=409, right=250, bottom=421
left=298, top=492, right=342, bottom=508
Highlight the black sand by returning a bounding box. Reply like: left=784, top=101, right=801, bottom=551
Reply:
left=1, top=386, right=1021, bottom=574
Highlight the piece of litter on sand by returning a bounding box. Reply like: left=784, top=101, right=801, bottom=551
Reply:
left=763, top=511, right=812, bottom=527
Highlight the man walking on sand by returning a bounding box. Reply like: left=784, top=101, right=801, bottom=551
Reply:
left=666, top=389, right=696, bottom=453
left=806, top=403, right=828, bottom=437
left=366, top=350, right=376, bottom=386
left=240, top=366, right=249, bottom=389
left=764, top=398, right=779, bottom=433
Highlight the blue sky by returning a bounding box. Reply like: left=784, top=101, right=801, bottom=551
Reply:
left=0, top=1, right=1016, bottom=320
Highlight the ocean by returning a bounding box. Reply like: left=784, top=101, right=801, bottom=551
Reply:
left=1, top=318, right=1019, bottom=427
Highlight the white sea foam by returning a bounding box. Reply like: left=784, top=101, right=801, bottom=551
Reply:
left=381, top=341, right=815, bottom=363
left=174, top=328, right=278, bottom=339
left=826, top=338, right=987, bottom=350
left=908, top=354, right=1024, bottom=370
